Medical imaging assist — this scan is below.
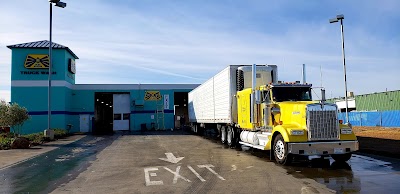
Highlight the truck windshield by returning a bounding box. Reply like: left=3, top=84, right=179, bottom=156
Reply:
left=272, top=87, right=312, bottom=102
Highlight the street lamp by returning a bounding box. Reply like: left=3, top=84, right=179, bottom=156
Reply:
left=48, top=0, right=66, bottom=131
left=329, top=14, right=349, bottom=124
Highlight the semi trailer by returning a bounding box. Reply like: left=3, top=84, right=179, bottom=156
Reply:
left=188, top=64, right=358, bottom=165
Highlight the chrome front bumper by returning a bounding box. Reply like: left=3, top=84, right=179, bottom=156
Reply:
left=287, top=141, right=359, bottom=156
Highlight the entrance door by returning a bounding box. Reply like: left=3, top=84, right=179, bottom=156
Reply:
left=80, top=114, right=90, bottom=132
left=113, top=94, right=130, bottom=131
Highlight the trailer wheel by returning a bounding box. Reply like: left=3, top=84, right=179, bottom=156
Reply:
left=193, top=124, right=198, bottom=134
left=273, top=134, right=292, bottom=165
left=227, top=126, right=234, bottom=148
left=220, top=126, right=227, bottom=144
left=331, top=153, right=352, bottom=162
left=191, top=124, right=196, bottom=133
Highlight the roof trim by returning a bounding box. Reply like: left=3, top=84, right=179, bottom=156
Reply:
left=7, top=40, right=79, bottom=59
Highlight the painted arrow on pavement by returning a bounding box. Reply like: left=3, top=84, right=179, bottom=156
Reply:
left=159, top=153, right=184, bottom=164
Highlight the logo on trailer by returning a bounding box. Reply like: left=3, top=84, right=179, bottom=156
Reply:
left=24, top=54, right=49, bottom=69
left=68, top=58, right=76, bottom=74
left=144, top=91, right=162, bottom=101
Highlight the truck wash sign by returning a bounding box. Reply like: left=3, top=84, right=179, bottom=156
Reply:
left=24, top=54, right=49, bottom=68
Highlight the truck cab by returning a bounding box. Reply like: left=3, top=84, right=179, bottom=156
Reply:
left=237, top=81, right=359, bottom=165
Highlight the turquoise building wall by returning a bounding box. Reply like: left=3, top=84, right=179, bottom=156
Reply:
left=69, top=88, right=192, bottom=132
left=9, top=43, right=75, bottom=134
left=8, top=40, right=197, bottom=134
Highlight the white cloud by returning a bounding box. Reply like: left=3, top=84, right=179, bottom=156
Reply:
left=0, top=0, right=398, bottom=99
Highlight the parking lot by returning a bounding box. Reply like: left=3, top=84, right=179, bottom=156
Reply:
left=1, top=130, right=400, bottom=193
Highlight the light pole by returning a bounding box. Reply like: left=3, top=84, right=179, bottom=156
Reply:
left=329, top=14, right=349, bottom=124
left=48, top=0, right=66, bottom=131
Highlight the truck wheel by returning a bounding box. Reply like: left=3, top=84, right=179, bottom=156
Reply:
left=273, top=134, right=292, bottom=165
left=221, top=126, right=227, bottom=144
left=331, top=153, right=352, bottom=162
left=227, top=126, right=234, bottom=148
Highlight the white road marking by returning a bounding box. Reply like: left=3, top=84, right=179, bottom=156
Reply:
left=198, top=164, right=226, bottom=180
left=188, top=165, right=206, bottom=182
left=163, top=166, right=191, bottom=184
left=246, top=166, right=254, bottom=169
left=144, top=167, right=164, bottom=186
left=159, top=153, right=184, bottom=164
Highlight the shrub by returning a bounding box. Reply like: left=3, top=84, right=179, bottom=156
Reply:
left=0, top=137, right=13, bottom=150
left=0, top=132, right=16, bottom=138
left=53, top=128, right=68, bottom=139
left=22, top=133, right=45, bottom=146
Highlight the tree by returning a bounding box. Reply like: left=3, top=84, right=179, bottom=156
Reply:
left=8, top=103, right=30, bottom=136
left=0, top=100, right=10, bottom=128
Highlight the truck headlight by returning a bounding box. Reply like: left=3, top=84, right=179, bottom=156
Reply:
left=291, top=130, right=304, bottom=135
left=341, top=128, right=352, bottom=134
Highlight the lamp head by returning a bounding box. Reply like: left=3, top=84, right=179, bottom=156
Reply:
left=329, top=18, right=339, bottom=23
left=55, top=1, right=67, bottom=8
left=336, top=14, right=344, bottom=20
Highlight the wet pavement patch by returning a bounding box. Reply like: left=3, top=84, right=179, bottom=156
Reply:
left=0, top=135, right=117, bottom=194
left=202, top=130, right=400, bottom=194
left=281, top=154, right=400, bottom=194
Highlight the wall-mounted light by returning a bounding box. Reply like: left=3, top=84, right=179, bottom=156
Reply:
left=97, top=99, right=99, bottom=101
left=106, top=104, right=108, bottom=105
left=101, top=102, right=104, bottom=104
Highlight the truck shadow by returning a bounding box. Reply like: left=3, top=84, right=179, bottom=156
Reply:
left=357, top=136, right=400, bottom=159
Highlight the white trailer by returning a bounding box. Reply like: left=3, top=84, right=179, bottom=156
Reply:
left=188, top=65, right=277, bottom=133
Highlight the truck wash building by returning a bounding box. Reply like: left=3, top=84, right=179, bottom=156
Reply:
left=7, top=40, right=198, bottom=134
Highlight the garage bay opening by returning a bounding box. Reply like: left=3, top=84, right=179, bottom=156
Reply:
left=94, top=92, right=130, bottom=134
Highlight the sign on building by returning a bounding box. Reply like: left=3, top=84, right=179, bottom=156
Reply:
left=164, top=95, right=169, bottom=109
left=24, top=54, right=49, bottom=68
left=144, top=91, right=162, bottom=101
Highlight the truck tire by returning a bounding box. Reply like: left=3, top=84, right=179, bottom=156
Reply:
left=227, top=126, right=234, bottom=148
left=221, top=126, right=227, bottom=144
left=273, top=134, right=292, bottom=165
left=331, top=153, right=352, bottom=162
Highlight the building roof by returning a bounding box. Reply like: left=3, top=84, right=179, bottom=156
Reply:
left=7, top=40, right=79, bottom=59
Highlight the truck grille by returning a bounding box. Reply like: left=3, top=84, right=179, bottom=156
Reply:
left=307, top=104, right=339, bottom=141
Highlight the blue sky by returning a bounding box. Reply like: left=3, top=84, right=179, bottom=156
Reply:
left=0, top=0, right=399, bottom=102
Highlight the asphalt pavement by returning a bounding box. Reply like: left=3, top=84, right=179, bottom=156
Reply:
left=1, top=130, right=399, bottom=194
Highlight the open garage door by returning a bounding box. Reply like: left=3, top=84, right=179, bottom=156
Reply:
left=113, top=94, right=130, bottom=131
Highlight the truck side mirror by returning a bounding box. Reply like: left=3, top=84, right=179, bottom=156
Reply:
left=255, top=90, right=261, bottom=104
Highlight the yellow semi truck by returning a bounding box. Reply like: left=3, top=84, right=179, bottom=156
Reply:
left=188, top=64, right=358, bottom=165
